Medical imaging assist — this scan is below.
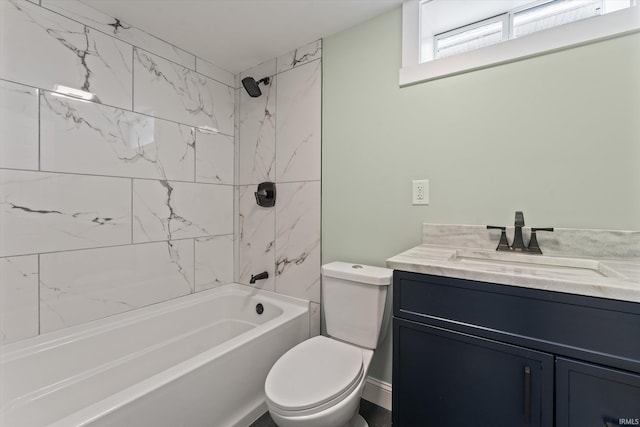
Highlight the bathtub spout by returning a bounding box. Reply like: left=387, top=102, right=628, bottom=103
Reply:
left=250, top=271, right=269, bottom=284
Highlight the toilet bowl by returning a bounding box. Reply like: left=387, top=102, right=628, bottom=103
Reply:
left=265, top=336, right=373, bottom=427
left=264, top=262, right=392, bottom=427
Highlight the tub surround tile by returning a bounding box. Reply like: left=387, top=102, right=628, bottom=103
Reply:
left=275, top=181, right=321, bottom=303
left=133, top=180, right=233, bottom=243
left=133, top=49, right=234, bottom=135
left=39, top=240, right=194, bottom=333
left=40, top=0, right=196, bottom=70
left=237, top=48, right=322, bottom=302
left=276, top=40, right=322, bottom=74
left=238, top=59, right=276, bottom=186
left=233, top=186, right=241, bottom=283
left=0, top=170, right=131, bottom=257
left=0, top=256, right=39, bottom=345
left=238, top=185, right=275, bottom=291
left=309, top=302, right=321, bottom=337
left=41, top=92, right=196, bottom=181
left=0, top=0, right=133, bottom=110
left=195, top=235, right=234, bottom=291
left=196, top=58, right=236, bottom=88
left=234, top=87, right=240, bottom=184
left=238, top=76, right=276, bottom=185
left=275, top=61, right=321, bottom=182
left=0, top=2, right=320, bottom=341
left=0, top=81, right=39, bottom=170
left=195, top=130, right=234, bottom=184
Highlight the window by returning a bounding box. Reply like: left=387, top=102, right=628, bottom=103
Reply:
left=434, top=15, right=507, bottom=59
left=400, top=0, right=640, bottom=86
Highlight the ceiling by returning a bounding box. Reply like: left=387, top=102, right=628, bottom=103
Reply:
left=80, top=0, right=404, bottom=74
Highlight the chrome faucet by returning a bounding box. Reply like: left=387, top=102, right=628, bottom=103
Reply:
left=487, top=211, right=553, bottom=254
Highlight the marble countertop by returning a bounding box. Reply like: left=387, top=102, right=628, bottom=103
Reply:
left=386, top=224, right=640, bottom=303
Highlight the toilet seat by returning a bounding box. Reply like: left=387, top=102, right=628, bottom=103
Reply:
left=265, top=336, right=364, bottom=413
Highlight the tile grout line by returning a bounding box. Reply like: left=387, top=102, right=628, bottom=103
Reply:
left=37, top=254, right=41, bottom=336
left=193, top=238, right=196, bottom=294
left=131, top=178, right=134, bottom=244
left=0, top=77, right=236, bottom=139
left=0, top=234, right=234, bottom=260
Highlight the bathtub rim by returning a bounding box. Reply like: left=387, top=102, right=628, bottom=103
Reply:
left=1, top=284, right=310, bottom=427
left=0, top=283, right=308, bottom=361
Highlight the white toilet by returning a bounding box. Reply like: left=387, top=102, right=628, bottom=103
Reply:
left=264, top=262, right=392, bottom=427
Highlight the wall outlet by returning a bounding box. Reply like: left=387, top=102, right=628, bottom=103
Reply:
left=412, top=179, right=429, bottom=205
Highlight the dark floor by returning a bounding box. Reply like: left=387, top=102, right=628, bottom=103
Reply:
left=249, top=399, right=391, bottom=427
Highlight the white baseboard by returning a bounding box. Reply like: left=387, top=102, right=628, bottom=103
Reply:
left=361, top=376, right=392, bottom=411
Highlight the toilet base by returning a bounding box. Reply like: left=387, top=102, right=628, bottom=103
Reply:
left=344, top=413, right=368, bottom=427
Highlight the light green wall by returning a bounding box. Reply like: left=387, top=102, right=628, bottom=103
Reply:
left=322, top=7, right=640, bottom=383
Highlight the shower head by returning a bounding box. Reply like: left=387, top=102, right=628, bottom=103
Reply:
left=241, top=76, right=271, bottom=97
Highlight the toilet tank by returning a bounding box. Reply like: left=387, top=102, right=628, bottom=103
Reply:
left=321, top=262, right=392, bottom=349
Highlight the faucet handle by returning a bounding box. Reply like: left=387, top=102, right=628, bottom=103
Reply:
left=487, top=225, right=511, bottom=251
left=528, top=227, right=554, bottom=254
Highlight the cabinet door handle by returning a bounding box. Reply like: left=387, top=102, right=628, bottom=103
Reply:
left=524, top=366, right=531, bottom=424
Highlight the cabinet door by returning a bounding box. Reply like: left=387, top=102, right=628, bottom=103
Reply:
left=556, top=357, right=640, bottom=427
left=393, top=318, right=553, bottom=427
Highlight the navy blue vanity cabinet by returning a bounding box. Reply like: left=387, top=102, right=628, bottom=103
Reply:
left=556, top=358, right=640, bottom=427
left=392, top=271, right=640, bottom=427
left=394, top=318, right=553, bottom=426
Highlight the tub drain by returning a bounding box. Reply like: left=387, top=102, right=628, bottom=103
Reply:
left=256, top=303, right=264, bottom=315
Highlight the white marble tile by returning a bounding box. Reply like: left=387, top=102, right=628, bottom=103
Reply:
left=195, top=130, right=234, bottom=184
left=309, top=302, right=321, bottom=337
left=275, top=60, right=321, bottom=182
left=133, top=49, right=234, bottom=135
left=196, top=58, right=235, bottom=87
left=0, top=80, right=39, bottom=170
left=0, top=0, right=133, bottom=110
left=133, top=180, right=233, bottom=243
left=277, top=40, right=322, bottom=73
left=238, top=74, right=276, bottom=185
left=39, top=240, right=194, bottom=333
left=40, top=0, right=196, bottom=70
left=0, top=255, right=39, bottom=345
left=233, top=89, right=240, bottom=280
left=233, top=186, right=240, bottom=282
left=238, top=185, right=275, bottom=291
left=0, top=170, right=131, bottom=257
left=275, top=181, right=321, bottom=303
left=40, top=92, right=196, bottom=181
left=234, top=88, right=240, bottom=185
left=195, top=235, right=234, bottom=292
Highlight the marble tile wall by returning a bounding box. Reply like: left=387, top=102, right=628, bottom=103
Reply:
left=0, top=0, right=236, bottom=344
left=237, top=41, right=322, bottom=336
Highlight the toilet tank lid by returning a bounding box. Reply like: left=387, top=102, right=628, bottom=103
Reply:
left=321, top=262, right=392, bottom=286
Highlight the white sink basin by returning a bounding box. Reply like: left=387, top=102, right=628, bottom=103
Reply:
left=450, top=249, right=625, bottom=279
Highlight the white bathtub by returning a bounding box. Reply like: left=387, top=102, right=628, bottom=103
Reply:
left=0, top=284, right=310, bottom=427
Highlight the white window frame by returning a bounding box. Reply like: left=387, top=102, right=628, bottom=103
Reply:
left=400, top=0, right=640, bottom=86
